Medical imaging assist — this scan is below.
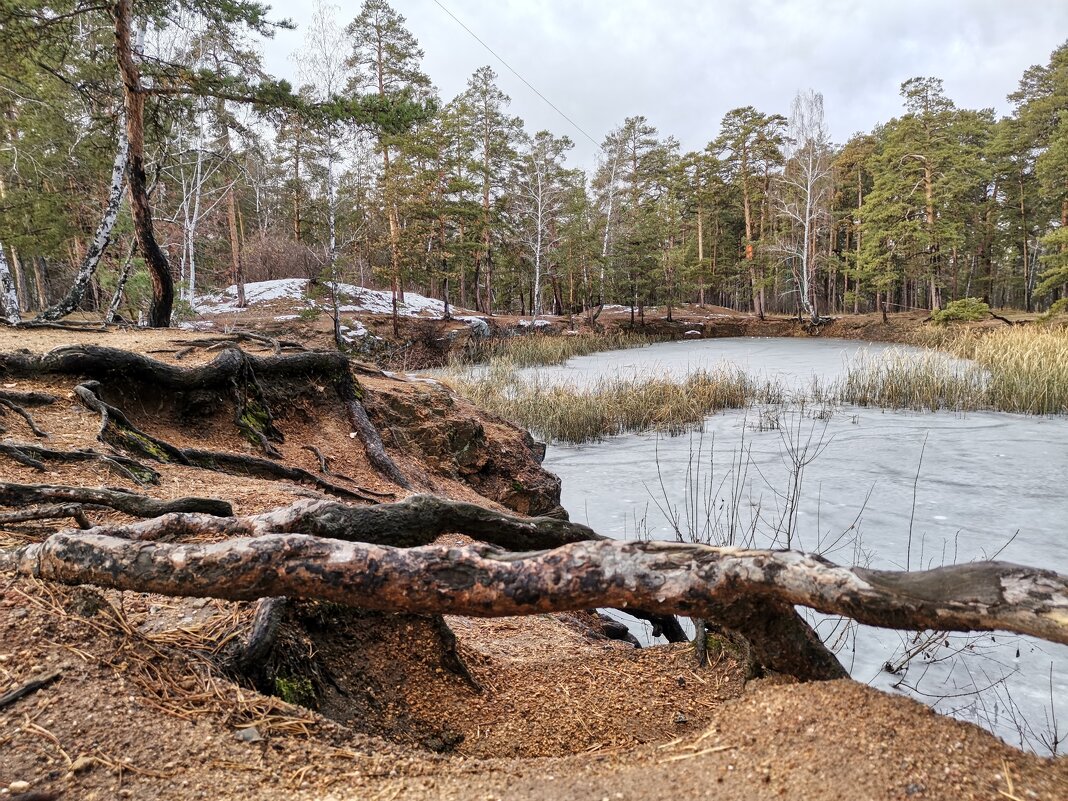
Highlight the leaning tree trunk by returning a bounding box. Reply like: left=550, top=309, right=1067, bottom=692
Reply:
left=112, top=0, right=173, bottom=328
left=37, top=111, right=129, bottom=322
left=0, top=240, right=20, bottom=325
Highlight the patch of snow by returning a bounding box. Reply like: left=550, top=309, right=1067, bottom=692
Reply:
left=274, top=314, right=300, bottom=321
left=684, top=329, right=702, bottom=337
left=517, top=318, right=552, bottom=328
left=456, top=315, right=490, bottom=336
left=330, top=282, right=447, bottom=317
left=198, top=278, right=310, bottom=314
left=338, top=320, right=369, bottom=343
left=198, top=278, right=462, bottom=322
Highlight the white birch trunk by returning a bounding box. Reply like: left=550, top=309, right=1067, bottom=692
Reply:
left=0, top=240, right=21, bottom=324
left=36, top=111, right=129, bottom=321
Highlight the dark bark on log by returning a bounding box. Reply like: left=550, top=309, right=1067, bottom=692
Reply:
left=87, top=495, right=599, bottom=550
left=0, top=482, right=232, bottom=518
left=4, top=535, right=1066, bottom=661
left=0, top=442, right=159, bottom=485
left=0, top=504, right=92, bottom=529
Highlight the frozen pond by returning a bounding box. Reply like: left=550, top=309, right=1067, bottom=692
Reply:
left=524, top=336, right=946, bottom=391
left=535, top=338, right=1067, bottom=753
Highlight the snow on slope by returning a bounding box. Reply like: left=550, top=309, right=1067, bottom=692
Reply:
left=198, top=279, right=455, bottom=318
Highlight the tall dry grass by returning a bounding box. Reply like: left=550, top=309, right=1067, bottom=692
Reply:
left=442, top=359, right=776, bottom=443
left=453, top=330, right=655, bottom=368
left=443, top=323, right=1068, bottom=443
left=844, top=326, right=1068, bottom=414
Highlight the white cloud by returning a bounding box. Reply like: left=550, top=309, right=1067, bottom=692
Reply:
left=263, top=0, right=1068, bottom=167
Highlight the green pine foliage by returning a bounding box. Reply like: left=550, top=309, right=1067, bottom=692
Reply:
left=1, top=4, right=1066, bottom=321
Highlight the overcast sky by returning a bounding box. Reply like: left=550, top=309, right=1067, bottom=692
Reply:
left=263, top=0, right=1068, bottom=170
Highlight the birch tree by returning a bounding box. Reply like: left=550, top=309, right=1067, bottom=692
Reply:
left=0, top=240, right=20, bottom=324
left=512, top=131, right=573, bottom=317
left=297, top=1, right=354, bottom=346
left=35, top=111, right=129, bottom=321
left=775, top=90, right=832, bottom=323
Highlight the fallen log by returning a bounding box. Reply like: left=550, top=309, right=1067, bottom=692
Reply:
left=4, top=534, right=1065, bottom=660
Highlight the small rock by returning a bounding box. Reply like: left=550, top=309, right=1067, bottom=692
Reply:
left=10, top=609, right=27, bottom=620
left=70, top=755, right=95, bottom=774
left=8, top=781, right=31, bottom=793
left=235, top=726, right=263, bottom=743
left=674, top=712, right=688, bottom=725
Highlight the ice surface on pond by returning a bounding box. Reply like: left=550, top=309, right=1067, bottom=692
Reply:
left=533, top=338, right=1068, bottom=753
left=522, top=336, right=959, bottom=392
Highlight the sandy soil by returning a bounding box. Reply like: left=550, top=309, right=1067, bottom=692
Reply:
left=0, top=324, right=1065, bottom=800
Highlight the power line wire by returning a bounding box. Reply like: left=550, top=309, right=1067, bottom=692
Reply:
left=430, top=0, right=600, bottom=147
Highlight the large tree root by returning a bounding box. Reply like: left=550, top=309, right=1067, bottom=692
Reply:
left=1, top=344, right=409, bottom=488
left=71, top=379, right=392, bottom=503
left=0, top=482, right=232, bottom=518
left=4, top=535, right=1065, bottom=676
left=0, top=389, right=58, bottom=407
left=0, top=441, right=160, bottom=485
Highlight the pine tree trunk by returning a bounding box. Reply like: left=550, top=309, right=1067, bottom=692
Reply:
left=112, top=1, right=172, bottom=328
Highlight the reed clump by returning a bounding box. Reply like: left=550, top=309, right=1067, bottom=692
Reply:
left=844, top=326, right=1068, bottom=414
left=453, top=330, right=656, bottom=368
left=443, top=360, right=770, bottom=443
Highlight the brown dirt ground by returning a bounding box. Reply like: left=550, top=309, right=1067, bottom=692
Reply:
left=1, top=324, right=1066, bottom=800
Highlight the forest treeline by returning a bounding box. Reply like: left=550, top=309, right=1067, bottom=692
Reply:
left=1, top=0, right=1066, bottom=328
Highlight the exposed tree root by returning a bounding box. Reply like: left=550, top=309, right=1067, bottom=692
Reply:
left=0, top=398, right=49, bottom=438
left=0, top=669, right=62, bottom=710
left=0, top=344, right=409, bottom=488
left=0, top=390, right=58, bottom=407
left=173, top=331, right=309, bottom=355
left=0, top=441, right=160, bottom=485
left=5, top=534, right=1066, bottom=680
left=0, top=503, right=92, bottom=529
left=228, top=597, right=288, bottom=676
left=70, top=378, right=389, bottom=502
left=181, top=450, right=390, bottom=504
left=77, top=495, right=599, bottom=550
left=302, top=444, right=331, bottom=474
left=0, top=482, right=232, bottom=518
